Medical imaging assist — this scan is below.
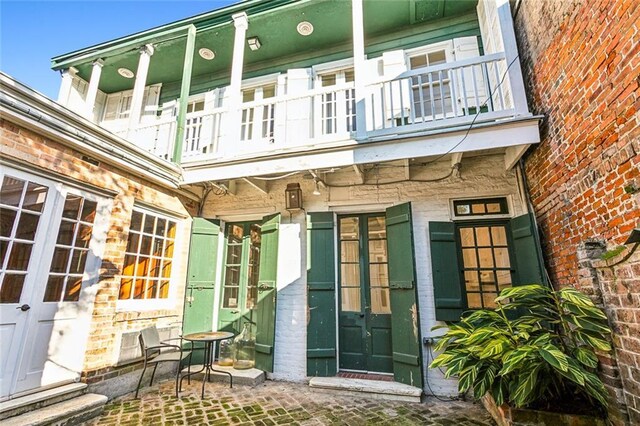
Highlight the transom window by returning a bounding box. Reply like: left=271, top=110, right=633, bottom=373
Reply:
left=0, top=176, right=48, bottom=303
left=119, top=210, right=177, bottom=300
left=454, top=197, right=509, bottom=217
left=43, top=194, right=97, bottom=302
left=457, top=222, right=513, bottom=309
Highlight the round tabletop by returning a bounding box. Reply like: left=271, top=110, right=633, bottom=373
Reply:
left=182, top=331, right=234, bottom=342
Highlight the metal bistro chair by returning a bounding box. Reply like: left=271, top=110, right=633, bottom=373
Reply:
left=135, top=326, right=193, bottom=398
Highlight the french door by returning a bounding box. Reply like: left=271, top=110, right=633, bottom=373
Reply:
left=338, top=214, right=393, bottom=373
left=0, top=167, right=107, bottom=399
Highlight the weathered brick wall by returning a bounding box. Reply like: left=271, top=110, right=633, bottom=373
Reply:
left=515, top=0, right=640, bottom=423
left=1, top=118, right=197, bottom=393
left=591, top=246, right=640, bottom=425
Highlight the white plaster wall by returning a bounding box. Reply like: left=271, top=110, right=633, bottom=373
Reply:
left=200, top=153, right=526, bottom=395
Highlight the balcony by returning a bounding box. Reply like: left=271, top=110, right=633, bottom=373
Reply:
left=110, top=50, right=518, bottom=166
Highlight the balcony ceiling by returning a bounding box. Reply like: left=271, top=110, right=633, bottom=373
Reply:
left=70, top=0, right=477, bottom=93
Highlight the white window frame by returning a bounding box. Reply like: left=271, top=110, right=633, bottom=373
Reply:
left=116, top=206, right=186, bottom=312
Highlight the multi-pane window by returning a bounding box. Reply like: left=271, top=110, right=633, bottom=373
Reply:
left=367, top=216, right=390, bottom=314
left=43, top=194, right=97, bottom=302
left=0, top=176, right=48, bottom=303
left=339, top=217, right=361, bottom=312
left=184, top=99, right=205, bottom=153
left=458, top=223, right=513, bottom=309
left=454, top=198, right=509, bottom=217
left=221, top=222, right=261, bottom=310
left=409, top=50, right=453, bottom=119
left=119, top=210, right=177, bottom=300
left=241, top=85, right=276, bottom=142
left=319, top=69, right=356, bottom=135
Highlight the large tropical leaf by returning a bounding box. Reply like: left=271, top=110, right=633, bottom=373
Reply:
left=511, top=365, right=542, bottom=407
left=474, top=364, right=498, bottom=398
left=574, top=347, right=599, bottom=368
left=538, top=345, right=568, bottom=372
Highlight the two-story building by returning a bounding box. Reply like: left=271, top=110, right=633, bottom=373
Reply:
left=1, top=0, right=546, bottom=405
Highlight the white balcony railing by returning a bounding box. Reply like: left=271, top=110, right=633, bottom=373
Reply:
left=121, top=52, right=518, bottom=164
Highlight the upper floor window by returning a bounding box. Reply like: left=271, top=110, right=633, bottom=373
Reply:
left=408, top=48, right=453, bottom=119
left=317, top=68, right=356, bottom=134
left=241, top=83, right=277, bottom=142
left=119, top=209, right=177, bottom=301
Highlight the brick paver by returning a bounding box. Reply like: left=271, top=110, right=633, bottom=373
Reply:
left=86, top=379, right=494, bottom=425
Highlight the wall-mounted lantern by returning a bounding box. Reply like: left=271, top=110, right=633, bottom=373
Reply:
left=285, top=183, right=303, bottom=210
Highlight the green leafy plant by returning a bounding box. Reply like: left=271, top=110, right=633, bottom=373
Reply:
left=430, top=284, right=611, bottom=413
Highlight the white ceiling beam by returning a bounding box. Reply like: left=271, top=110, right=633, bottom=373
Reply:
left=451, top=152, right=463, bottom=167
left=403, top=159, right=411, bottom=180
left=504, top=144, right=530, bottom=170
left=243, top=177, right=268, bottom=194
left=353, top=165, right=365, bottom=184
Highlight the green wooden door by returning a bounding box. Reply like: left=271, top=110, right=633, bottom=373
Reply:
left=254, top=213, right=280, bottom=372
left=386, top=203, right=423, bottom=388
left=338, top=214, right=393, bottom=373
left=307, top=212, right=337, bottom=376
left=183, top=218, right=220, bottom=364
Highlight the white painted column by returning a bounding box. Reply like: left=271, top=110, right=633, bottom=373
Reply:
left=496, top=0, right=528, bottom=115
left=352, top=0, right=367, bottom=139
left=57, top=67, right=78, bottom=105
left=128, top=44, right=155, bottom=132
left=228, top=12, right=249, bottom=146
left=84, top=59, right=104, bottom=119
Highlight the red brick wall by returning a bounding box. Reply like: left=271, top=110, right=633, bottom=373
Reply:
left=515, top=1, right=640, bottom=423
left=515, top=0, right=639, bottom=288
left=1, top=117, right=197, bottom=387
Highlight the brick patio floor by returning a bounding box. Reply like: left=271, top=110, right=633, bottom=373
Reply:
left=85, top=379, right=495, bottom=425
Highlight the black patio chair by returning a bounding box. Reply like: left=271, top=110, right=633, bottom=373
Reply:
left=135, top=326, right=192, bottom=398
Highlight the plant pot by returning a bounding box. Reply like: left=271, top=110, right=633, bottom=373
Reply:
left=481, top=394, right=606, bottom=426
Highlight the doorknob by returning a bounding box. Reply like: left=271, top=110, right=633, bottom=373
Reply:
left=359, top=313, right=365, bottom=318
left=16, top=304, right=30, bottom=312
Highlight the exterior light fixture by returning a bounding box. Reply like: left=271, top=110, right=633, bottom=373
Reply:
left=247, top=37, right=261, bottom=51
left=198, top=48, right=215, bottom=60
left=297, top=21, right=314, bottom=36
left=285, top=183, right=303, bottom=210
left=117, top=68, right=134, bottom=79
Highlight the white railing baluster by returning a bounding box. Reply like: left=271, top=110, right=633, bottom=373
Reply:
left=481, top=62, right=493, bottom=112
left=492, top=63, right=506, bottom=111
left=428, top=72, right=436, bottom=121
left=417, top=74, right=426, bottom=121
left=471, top=65, right=480, bottom=112
left=380, top=85, right=387, bottom=129
left=438, top=70, right=446, bottom=119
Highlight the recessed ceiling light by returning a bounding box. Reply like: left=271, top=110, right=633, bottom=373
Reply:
left=199, top=48, right=215, bottom=60
left=297, top=21, right=314, bottom=36
left=118, top=68, right=134, bottom=79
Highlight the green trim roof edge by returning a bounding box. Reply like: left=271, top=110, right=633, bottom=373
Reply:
left=50, top=0, right=302, bottom=70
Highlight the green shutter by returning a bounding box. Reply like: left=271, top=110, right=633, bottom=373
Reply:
left=183, top=218, right=220, bottom=364
left=510, top=213, right=547, bottom=286
left=386, top=203, right=423, bottom=389
left=306, top=212, right=337, bottom=377
left=429, top=221, right=465, bottom=321
left=254, top=213, right=280, bottom=372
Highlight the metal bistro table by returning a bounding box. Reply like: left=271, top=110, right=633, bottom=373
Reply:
left=180, top=331, right=234, bottom=398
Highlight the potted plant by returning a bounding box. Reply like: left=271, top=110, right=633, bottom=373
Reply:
left=430, top=284, right=611, bottom=425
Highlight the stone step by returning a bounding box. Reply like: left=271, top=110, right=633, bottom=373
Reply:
left=181, top=364, right=265, bottom=387
left=2, top=393, right=107, bottom=426
left=309, top=377, right=423, bottom=403
left=0, top=383, right=88, bottom=421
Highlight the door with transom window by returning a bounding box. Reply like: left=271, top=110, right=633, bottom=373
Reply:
left=338, top=214, right=393, bottom=373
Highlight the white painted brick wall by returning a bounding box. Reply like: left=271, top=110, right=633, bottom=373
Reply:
left=202, top=154, right=525, bottom=394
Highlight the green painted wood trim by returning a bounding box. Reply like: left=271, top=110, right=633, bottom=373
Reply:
left=51, top=0, right=300, bottom=70
left=255, top=343, right=273, bottom=354
left=308, top=281, right=334, bottom=291
left=307, top=348, right=336, bottom=358
left=386, top=202, right=424, bottom=388
left=429, top=221, right=464, bottom=321
left=389, top=280, right=414, bottom=289
left=172, top=25, right=197, bottom=164
left=392, top=351, right=420, bottom=366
